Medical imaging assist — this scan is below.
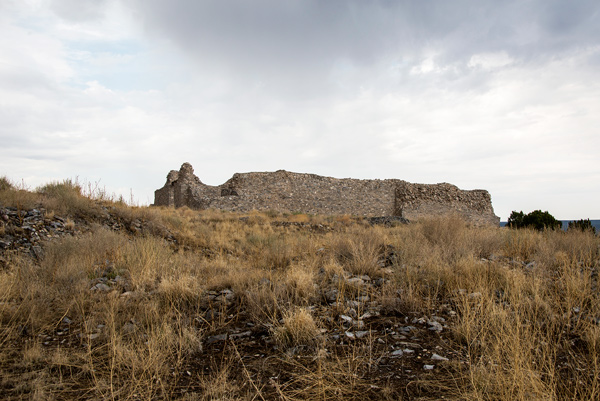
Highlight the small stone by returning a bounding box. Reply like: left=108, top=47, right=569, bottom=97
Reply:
left=229, top=331, right=252, bottom=339
left=423, top=364, right=435, bottom=370
left=428, top=321, right=443, bottom=332
left=206, top=334, right=228, bottom=344
left=431, top=353, right=449, bottom=361
left=346, top=277, right=364, bottom=286
left=391, top=349, right=404, bottom=357
left=399, top=326, right=417, bottom=333
left=354, top=331, right=370, bottom=339
left=92, top=283, right=111, bottom=291
left=340, top=315, right=354, bottom=324
left=31, top=246, right=44, bottom=259
left=359, top=312, right=373, bottom=320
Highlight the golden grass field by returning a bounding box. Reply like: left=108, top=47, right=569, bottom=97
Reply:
left=1, top=178, right=599, bottom=400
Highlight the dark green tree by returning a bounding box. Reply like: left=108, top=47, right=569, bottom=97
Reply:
left=507, top=210, right=561, bottom=231
left=507, top=211, right=525, bottom=228
left=523, top=210, right=561, bottom=231
left=568, top=219, right=596, bottom=234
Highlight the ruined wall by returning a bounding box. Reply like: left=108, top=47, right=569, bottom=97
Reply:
left=396, top=182, right=499, bottom=226
left=154, top=163, right=500, bottom=225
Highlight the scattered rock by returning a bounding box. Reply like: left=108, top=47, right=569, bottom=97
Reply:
left=206, top=334, right=228, bottom=344
left=428, top=320, right=444, bottom=332
left=91, top=283, right=111, bottom=292
left=391, top=349, right=404, bottom=357
left=431, top=353, right=449, bottom=361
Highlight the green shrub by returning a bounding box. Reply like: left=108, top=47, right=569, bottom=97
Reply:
left=568, top=219, right=596, bottom=234
left=507, top=211, right=525, bottom=228
left=507, top=210, right=561, bottom=231
left=0, top=176, right=13, bottom=191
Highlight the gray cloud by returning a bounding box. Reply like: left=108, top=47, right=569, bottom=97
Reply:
left=50, top=0, right=109, bottom=22
left=133, top=1, right=600, bottom=76
left=2, top=1, right=600, bottom=219
left=109, top=0, right=598, bottom=122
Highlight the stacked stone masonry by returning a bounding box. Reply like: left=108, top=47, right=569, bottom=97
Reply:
left=154, top=163, right=500, bottom=226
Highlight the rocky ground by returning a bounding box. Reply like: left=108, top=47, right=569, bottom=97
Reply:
left=1, top=201, right=599, bottom=400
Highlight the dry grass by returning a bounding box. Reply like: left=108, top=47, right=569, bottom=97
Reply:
left=1, top=183, right=599, bottom=399
left=272, top=307, right=321, bottom=349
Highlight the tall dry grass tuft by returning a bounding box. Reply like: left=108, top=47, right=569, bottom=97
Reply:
left=244, top=232, right=293, bottom=270
left=330, top=227, right=387, bottom=277
left=37, top=179, right=101, bottom=217
left=272, top=307, right=321, bottom=349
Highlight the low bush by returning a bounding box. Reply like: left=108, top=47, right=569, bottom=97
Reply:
left=568, top=218, right=596, bottom=234
left=507, top=209, right=561, bottom=231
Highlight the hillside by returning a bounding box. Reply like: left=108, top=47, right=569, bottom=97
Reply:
left=1, top=178, right=599, bottom=400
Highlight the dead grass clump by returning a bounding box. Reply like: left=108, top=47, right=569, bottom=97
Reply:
left=550, top=229, right=599, bottom=267
left=503, top=228, right=542, bottom=262
left=120, top=236, right=174, bottom=291
left=278, top=344, right=384, bottom=400
left=37, top=179, right=100, bottom=217
left=2, top=230, right=126, bottom=332
left=420, top=215, right=466, bottom=248
left=195, top=359, right=240, bottom=401
left=283, top=264, right=317, bottom=305
left=449, top=229, right=600, bottom=400
left=244, top=232, right=293, bottom=270
left=467, top=225, right=504, bottom=259
left=331, top=228, right=387, bottom=277
left=289, top=213, right=311, bottom=223
left=272, top=307, right=321, bottom=349
left=243, top=265, right=317, bottom=324
left=0, top=182, right=41, bottom=210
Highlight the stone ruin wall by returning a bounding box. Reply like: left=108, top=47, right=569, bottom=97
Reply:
left=396, top=182, right=498, bottom=226
left=154, top=163, right=500, bottom=226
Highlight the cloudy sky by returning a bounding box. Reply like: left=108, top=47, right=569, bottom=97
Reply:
left=2, top=0, right=599, bottom=220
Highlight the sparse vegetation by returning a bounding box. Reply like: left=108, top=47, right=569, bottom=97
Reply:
left=1, top=179, right=599, bottom=399
left=0, top=176, right=13, bottom=191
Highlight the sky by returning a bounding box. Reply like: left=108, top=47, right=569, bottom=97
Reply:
left=1, top=0, right=599, bottom=220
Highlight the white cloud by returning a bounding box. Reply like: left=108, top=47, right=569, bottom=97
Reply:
left=468, top=52, right=514, bottom=70
left=1, top=1, right=599, bottom=219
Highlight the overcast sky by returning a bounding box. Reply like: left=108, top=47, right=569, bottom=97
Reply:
left=1, top=0, right=599, bottom=220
